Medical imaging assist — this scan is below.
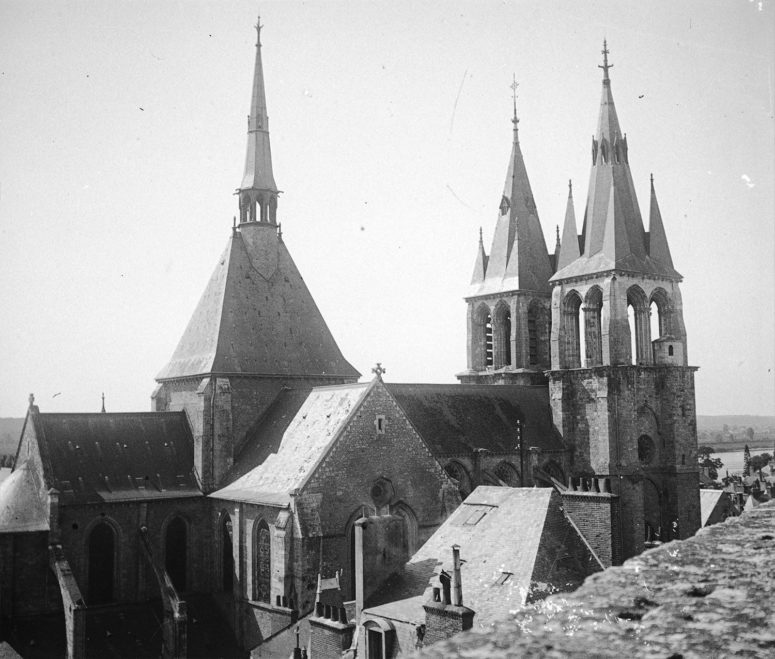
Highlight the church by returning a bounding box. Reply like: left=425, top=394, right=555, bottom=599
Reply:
left=0, top=17, right=700, bottom=659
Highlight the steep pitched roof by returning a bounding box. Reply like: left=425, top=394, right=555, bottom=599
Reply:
left=365, top=487, right=601, bottom=625
left=30, top=412, right=201, bottom=504
left=556, top=180, right=581, bottom=271
left=385, top=383, right=564, bottom=456
left=648, top=174, right=675, bottom=270
left=212, top=382, right=371, bottom=504
left=470, top=110, right=553, bottom=297
left=0, top=461, right=49, bottom=533
left=552, top=43, right=681, bottom=282
left=156, top=223, right=360, bottom=381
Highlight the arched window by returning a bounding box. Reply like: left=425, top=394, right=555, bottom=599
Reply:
left=444, top=461, right=472, bottom=500
left=88, top=521, right=116, bottom=604
left=527, top=301, right=540, bottom=366
left=561, top=291, right=582, bottom=368
left=473, top=304, right=493, bottom=371
left=484, top=314, right=494, bottom=367
left=627, top=286, right=651, bottom=365
left=392, top=502, right=419, bottom=558
left=583, top=287, right=603, bottom=367
left=494, top=461, right=520, bottom=487
left=165, top=516, right=187, bottom=592
left=650, top=288, right=671, bottom=339
left=493, top=302, right=511, bottom=368
left=254, top=520, right=271, bottom=603
left=220, top=513, right=234, bottom=593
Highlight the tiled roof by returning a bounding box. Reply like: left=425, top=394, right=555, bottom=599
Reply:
left=366, top=487, right=594, bottom=626
left=386, top=384, right=563, bottom=456
left=32, top=412, right=201, bottom=504
left=212, top=383, right=370, bottom=503
left=0, top=462, right=49, bottom=533
left=156, top=226, right=359, bottom=381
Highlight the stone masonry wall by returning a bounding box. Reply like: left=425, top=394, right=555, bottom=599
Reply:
left=420, top=501, right=775, bottom=658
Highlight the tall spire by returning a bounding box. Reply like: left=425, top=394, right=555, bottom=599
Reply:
left=470, top=227, right=488, bottom=285
left=552, top=41, right=680, bottom=281
left=647, top=174, right=674, bottom=269
left=557, top=179, right=580, bottom=271
left=472, top=83, right=552, bottom=295
left=238, top=16, right=279, bottom=225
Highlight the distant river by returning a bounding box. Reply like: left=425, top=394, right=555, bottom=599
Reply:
left=714, top=449, right=771, bottom=477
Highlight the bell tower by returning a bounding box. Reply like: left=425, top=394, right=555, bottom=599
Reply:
left=549, top=42, right=700, bottom=561
left=458, top=80, right=554, bottom=385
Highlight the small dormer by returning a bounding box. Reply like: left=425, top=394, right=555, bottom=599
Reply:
left=652, top=335, right=683, bottom=366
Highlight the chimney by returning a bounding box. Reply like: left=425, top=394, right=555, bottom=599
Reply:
left=451, top=545, right=463, bottom=606
left=422, top=547, right=474, bottom=647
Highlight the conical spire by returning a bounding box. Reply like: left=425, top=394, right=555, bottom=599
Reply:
left=470, top=227, right=488, bottom=285
left=552, top=41, right=680, bottom=281
left=238, top=17, right=279, bottom=225
left=647, top=174, right=674, bottom=269
left=557, top=180, right=580, bottom=271
left=473, top=82, right=552, bottom=295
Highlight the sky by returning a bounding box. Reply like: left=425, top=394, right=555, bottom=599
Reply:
left=0, top=0, right=773, bottom=418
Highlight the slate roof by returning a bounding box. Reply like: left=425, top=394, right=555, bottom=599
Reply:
left=552, top=69, right=681, bottom=282
left=386, top=383, right=563, bottom=456
left=31, top=412, right=201, bottom=504
left=469, top=116, right=553, bottom=297
left=156, top=224, right=359, bottom=381
left=700, top=489, right=727, bottom=527
left=212, top=382, right=370, bottom=504
left=0, top=461, right=49, bottom=533
left=365, top=487, right=598, bottom=626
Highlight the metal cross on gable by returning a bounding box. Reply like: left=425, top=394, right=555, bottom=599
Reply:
left=371, top=363, right=386, bottom=378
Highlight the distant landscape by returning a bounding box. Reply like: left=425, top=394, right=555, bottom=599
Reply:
left=3, top=415, right=774, bottom=457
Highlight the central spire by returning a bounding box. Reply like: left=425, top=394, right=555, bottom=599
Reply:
left=238, top=17, right=279, bottom=225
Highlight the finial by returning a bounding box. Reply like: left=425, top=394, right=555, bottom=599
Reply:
left=598, top=39, right=613, bottom=81
left=371, top=363, right=386, bottom=379
left=478, top=226, right=483, bottom=243
left=510, top=75, right=520, bottom=134
left=28, top=393, right=35, bottom=408
left=101, top=392, right=106, bottom=413
left=555, top=224, right=561, bottom=244
left=568, top=179, right=573, bottom=197
left=650, top=172, right=654, bottom=186
left=255, top=15, right=262, bottom=46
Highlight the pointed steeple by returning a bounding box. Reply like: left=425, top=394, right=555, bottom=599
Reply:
left=470, top=227, right=488, bottom=285
left=647, top=174, right=674, bottom=269
left=238, top=17, right=279, bottom=225
left=557, top=180, right=580, bottom=271
left=552, top=41, right=680, bottom=281
left=473, top=81, right=553, bottom=295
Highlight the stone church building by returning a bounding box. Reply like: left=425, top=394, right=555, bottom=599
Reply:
left=0, top=19, right=699, bottom=659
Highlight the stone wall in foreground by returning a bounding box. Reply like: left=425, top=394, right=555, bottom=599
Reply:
left=419, top=501, right=775, bottom=658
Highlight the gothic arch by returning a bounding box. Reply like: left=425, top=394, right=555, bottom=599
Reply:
left=536, top=459, right=566, bottom=487
left=492, top=300, right=512, bottom=368
left=85, top=516, right=121, bottom=604
left=473, top=303, right=493, bottom=370
left=162, top=513, right=189, bottom=592
left=252, top=518, right=271, bottom=603
left=443, top=460, right=472, bottom=499
left=627, top=285, right=651, bottom=364
left=494, top=460, right=521, bottom=486
left=583, top=286, right=604, bottom=367
left=527, top=298, right=550, bottom=367
left=561, top=290, right=582, bottom=368
left=643, top=478, right=663, bottom=541
left=649, top=287, right=672, bottom=338
left=392, top=501, right=419, bottom=558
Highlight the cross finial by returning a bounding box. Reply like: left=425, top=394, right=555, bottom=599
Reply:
left=371, top=363, right=386, bottom=379
left=255, top=15, right=263, bottom=46
left=28, top=393, right=35, bottom=408
left=650, top=172, right=654, bottom=185
left=101, top=392, right=106, bottom=413
left=510, top=75, right=520, bottom=131
left=568, top=178, right=573, bottom=196
left=598, top=39, right=613, bottom=81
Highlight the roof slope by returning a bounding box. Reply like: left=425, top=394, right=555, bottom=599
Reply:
left=700, top=489, right=729, bottom=527
left=0, top=461, right=49, bottom=533
left=156, top=224, right=359, bottom=381
left=470, top=115, right=553, bottom=297
left=386, top=383, right=563, bottom=456
left=552, top=47, right=680, bottom=282
left=32, top=412, right=201, bottom=504
left=365, top=487, right=600, bottom=625
left=212, top=383, right=370, bottom=505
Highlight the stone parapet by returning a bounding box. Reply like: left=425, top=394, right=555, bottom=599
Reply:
left=419, top=501, right=775, bottom=658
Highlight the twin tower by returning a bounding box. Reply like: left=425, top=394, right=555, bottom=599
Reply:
left=460, top=42, right=700, bottom=557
